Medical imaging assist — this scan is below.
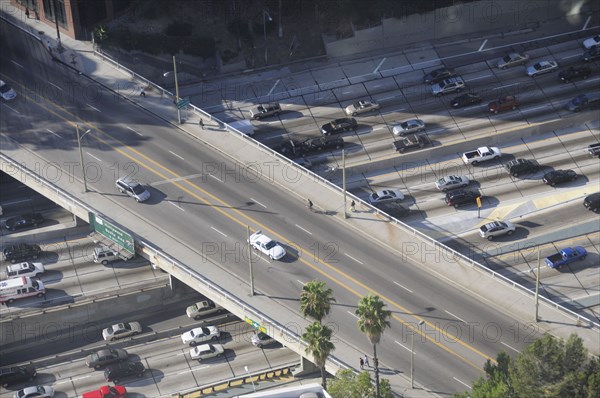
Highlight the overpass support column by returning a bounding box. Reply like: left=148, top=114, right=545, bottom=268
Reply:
left=292, top=355, right=321, bottom=377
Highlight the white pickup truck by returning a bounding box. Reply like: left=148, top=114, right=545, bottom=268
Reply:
left=462, top=146, right=502, bottom=165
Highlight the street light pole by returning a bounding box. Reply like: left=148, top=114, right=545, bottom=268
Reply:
left=247, top=226, right=255, bottom=296
left=411, top=320, right=425, bottom=389
left=534, top=246, right=540, bottom=322
left=244, top=366, right=256, bottom=392
left=76, top=125, right=91, bottom=192
left=172, top=56, right=182, bottom=124
left=263, top=10, right=272, bottom=64
left=342, top=149, right=347, bottom=219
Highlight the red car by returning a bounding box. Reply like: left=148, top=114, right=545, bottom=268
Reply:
left=488, top=96, right=519, bottom=113
left=82, top=386, right=127, bottom=398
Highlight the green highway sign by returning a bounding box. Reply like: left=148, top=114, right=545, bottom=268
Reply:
left=88, top=213, right=135, bottom=254
left=244, top=316, right=267, bottom=333
left=177, top=98, right=190, bottom=109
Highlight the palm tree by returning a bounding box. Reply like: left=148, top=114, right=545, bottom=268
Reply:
left=303, top=321, right=335, bottom=389
left=300, top=280, right=336, bottom=323
left=356, top=294, right=392, bottom=398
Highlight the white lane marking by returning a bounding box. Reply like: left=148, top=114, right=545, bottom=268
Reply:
left=494, top=82, right=520, bottom=90
left=583, top=15, right=591, bottom=30
left=54, top=374, right=93, bottom=384
left=4, top=198, right=32, bottom=205
left=3, top=104, right=20, bottom=114
left=48, top=82, right=63, bottom=91
left=374, top=57, right=387, bottom=73
left=454, top=377, right=472, bottom=389
left=86, top=152, right=102, bottom=162
left=250, top=198, right=267, bottom=208
left=478, top=39, right=488, bottom=52
left=501, top=341, right=521, bottom=353
left=211, top=227, right=227, bottom=237
left=344, top=253, right=364, bottom=265
left=426, top=128, right=444, bottom=134
left=267, top=79, right=280, bottom=96
left=87, top=104, right=100, bottom=112
left=295, top=224, right=312, bottom=235
left=521, top=105, right=547, bottom=113
left=393, top=281, right=413, bottom=293
left=561, top=54, right=581, bottom=60
left=169, top=150, right=185, bottom=160
left=464, top=75, right=489, bottom=81
left=297, top=279, right=306, bottom=286
left=378, top=94, right=403, bottom=101
left=347, top=311, right=359, bottom=319
left=11, top=60, right=25, bottom=69
left=127, top=126, right=143, bottom=136
left=444, top=310, right=466, bottom=324
left=46, top=129, right=61, bottom=138
left=395, top=340, right=413, bottom=353
left=453, top=104, right=482, bottom=112
left=209, top=174, right=223, bottom=183
left=169, top=201, right=185, bottom=211
left=342, top=91, right=352, bottom=94
left=584, top=76, right=600, bottom=83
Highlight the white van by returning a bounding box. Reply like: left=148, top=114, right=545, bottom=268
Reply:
left=0, top=276, right=45, bottom=304
left=93, top=246, right=134, bottom=265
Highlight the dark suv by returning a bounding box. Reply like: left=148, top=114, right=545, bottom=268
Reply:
left=104, top=362, right=145, bottom=383
left=3, top=243, right=42, bottom=263
left=445, top=190, right=481, bottom=207
left=4, top=213, right=44, bottom=231
left=558, top=66, right=591, bottom=83
left=583, top=193, right=600, bottom=212
left=0, top=366, right=37, bottom=387
left=320, top=118, right=357, bottom=135
left=505, top=159, right=540, bottom=177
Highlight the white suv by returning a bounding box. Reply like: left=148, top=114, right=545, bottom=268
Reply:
left=116, top=178, right=150, bottom=202
left=431, top=77, right=465, bottom=96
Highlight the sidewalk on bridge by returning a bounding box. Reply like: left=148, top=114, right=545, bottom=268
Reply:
left=3, top=5, right=599, bottom=397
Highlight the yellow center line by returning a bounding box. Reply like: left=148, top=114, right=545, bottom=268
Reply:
left=9, top=77, right=494, bottom=369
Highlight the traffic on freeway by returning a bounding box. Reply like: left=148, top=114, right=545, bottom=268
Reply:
left=1, top=4, right=599, bottom=397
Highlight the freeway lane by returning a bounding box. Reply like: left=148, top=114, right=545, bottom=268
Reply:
left=0, top=21, right=589, bottom=395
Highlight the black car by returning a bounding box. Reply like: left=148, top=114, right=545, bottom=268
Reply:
left=373, top=200, right=410, bottom=218
left=4, top=213, right=44, bottom=231
left=582, top=47, right=600, bottom=62
left=275, top=139, right=303, bottom=157
left=450, top=93, right=482, bottom=108
left=543, top=170, right=577, bottom=186
left=445, top=190, right=481, bottom=208
left=320, top=118, right=357, bottom=135
left=393, top=134, right=430, bottom=153
left=0, top=366, right=36, bottom=387
left=584, top=193, right=600, bottom=211
left=103, top=361, right=145, bottom=383
left=302, top=136, right=344, bottom=153
left=86, top=348, right=129, bottom=369
left=423, top=67, right=454, bottom=84
left=558, top=66, right=591, bottom=83
left=504, top=159, right=540, bottom=177
left=3, top=243, right=42, bottom=264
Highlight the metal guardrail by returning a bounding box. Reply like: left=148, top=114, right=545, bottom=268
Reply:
left=0, top=153, right=350, bottom=376
left=172, top=363, right=298, bottom=398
